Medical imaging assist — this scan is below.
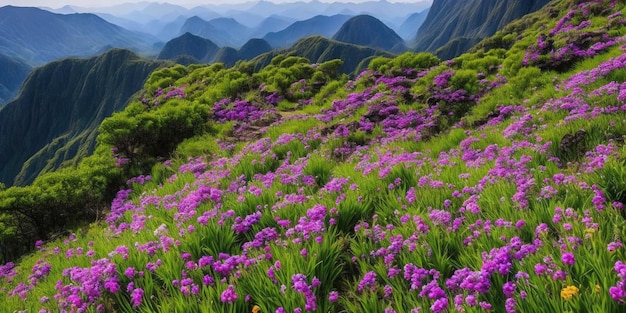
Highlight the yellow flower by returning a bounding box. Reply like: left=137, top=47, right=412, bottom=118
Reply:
left=252, top=305, right=261, bottom=313
left=584, top=228, right=596, bottom=234
left=561, top=285, right=579, bottom=300
left=595, top=284, right=601, bottom=293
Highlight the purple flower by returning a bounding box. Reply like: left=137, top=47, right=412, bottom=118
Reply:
left=562, top=252, right=575, bottom=266
left=431, top=297, right=448, bottom=313
left=131, top=288, right=144, bottom=307
left=503, top=281, right=516, bottom=297
left=608, top=241, right=623, bottom=252
left=124, top=267, right=135, bottom=278
left=329, top=291, right=339, bottom=302
left=221, top=285, right=238, bottom=303
left=358, top=271, right=377, bottom=293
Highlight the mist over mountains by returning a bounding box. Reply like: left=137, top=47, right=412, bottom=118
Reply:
left=0, top=6, right=156, bottom=65
left=47, top=0, right=431, bottom=37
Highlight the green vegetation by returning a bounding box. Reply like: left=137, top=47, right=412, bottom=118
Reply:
left=1, top=1, right=626, bottom=313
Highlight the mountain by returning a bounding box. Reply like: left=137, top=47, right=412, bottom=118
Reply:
left=178, top=16, right=252, bottom=48
left=213, top=47, right=241, bottom=67
left=0, top=49, right=166, bottom=186
left=154, top=16, right=191, bottom=41
left=157, top=32, right=220, bottom=64
left=397, top=9, right=429, bottom=41
left=0, top=6, right=157, bottom=65
left=332, top=15, right=406, bottom=53
left=252, top=35, right=393, bottom=74
left=239, top=38, right=273, bottom=60
left=250, top=15, right=295, bottom=38
left=158, top=34, right=271, bottom=66
left=413, top=0, right=549, bottom=59
left=207, top=17, right=253, bottom=47
left=263, top=14, right=352, bottom=48
left=322, top=0, right=431, bottom=25
left=0, top=54, right=31, bottom=106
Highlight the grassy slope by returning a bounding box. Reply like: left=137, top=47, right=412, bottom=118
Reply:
left=2, top=1, right=626, bottom=312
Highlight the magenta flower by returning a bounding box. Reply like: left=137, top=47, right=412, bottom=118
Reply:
left=131, top=288, right=144, bottom=307
left=562, top=252, right=575, bottom=266
left=221, top=285, right=238, bottom=303
left=329, top=291, right=339, bottom=302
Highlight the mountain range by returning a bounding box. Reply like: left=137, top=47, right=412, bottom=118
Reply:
left=263, top=14, right=352, bottom=48
left=0, top=49, right=166, bottom=186
left=414, top=0, right=551, bottom=59
left=46, top=0, right=431, bottom=38
left=0, top=6, right=156, bottom=65
left=157, top=33, right=273, bottom=66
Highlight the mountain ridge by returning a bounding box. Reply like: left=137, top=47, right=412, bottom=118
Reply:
left=252, top=35, right=394, bottom=74
left=0, top=49, right=167, bottom=186
left=414, top=0, right=550, bottom=59
left=0, top=5, right=157, bottom=65
left=263, top=14, right=352, bottom=48
left=333, top=15, right=406, bottom=53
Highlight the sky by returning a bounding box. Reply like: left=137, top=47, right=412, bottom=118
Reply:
left=0, top=0, right=430, bottom=9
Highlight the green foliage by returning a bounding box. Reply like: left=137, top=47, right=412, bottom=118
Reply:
left=99, top=99, right=210, bottom=172
left=5, top=3, right=626, bottom=313
left=369, top=52, right=440, bottom=75
left=450, top=69, right=480, bottom=94
left=508, top=66, right=552, bottom=98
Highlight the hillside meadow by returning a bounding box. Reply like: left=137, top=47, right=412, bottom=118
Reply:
left=1, top=0, right=626, bottom=312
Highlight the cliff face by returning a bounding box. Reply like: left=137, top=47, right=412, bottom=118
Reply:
left=0, top=49, right=166, bottom=186
left=414, top=0, right=550, bottom=59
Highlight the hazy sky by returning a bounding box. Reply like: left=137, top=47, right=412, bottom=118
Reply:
left=0, top=0, right=430, bottom=9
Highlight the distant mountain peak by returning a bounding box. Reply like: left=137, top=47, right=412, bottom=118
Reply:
left=0, top=6, right=156, bottom=64
left=333, top=14, right=406, bottom=53
left=158, top=32, right=219, bottom=63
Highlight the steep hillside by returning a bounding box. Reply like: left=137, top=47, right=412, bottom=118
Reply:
left=157, top=32, right=220, bottom=64
left=333, top=15, right=406, bottom=53
left=239, top=38, right=273, bottom=60
left=0, top=49, right=166, bottom=186
left=0, top=6, right=156, bottom=64
left=213, top=47, right=241, bottom=67
left=397, top=9, right=429, bottom=40
left=414, top=0, right=549, bottom=59
left=0, top=54, right=31, bottom=106
left=263, top=14, right=352, bottom=48
left=2, top=1, right=626, bottom=313
left=253, top=35, right=394, bottom=74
